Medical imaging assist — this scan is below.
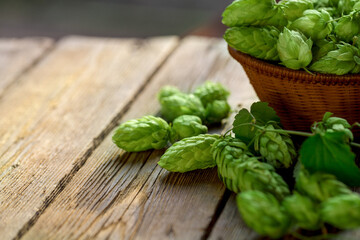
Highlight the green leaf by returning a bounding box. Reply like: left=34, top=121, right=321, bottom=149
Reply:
left=250, top=102, right=281, bottom=125
left=232, top=108, right=257, bottom=144
left=299, top=132, right=360, bottom=187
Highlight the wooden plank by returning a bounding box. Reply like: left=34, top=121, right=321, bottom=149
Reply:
left=208, top=194, right=259, bottom=240
left=0, top=37, right=53, bottom=97
left=0, top=36, right=178, bottom=240
left=22, top=36, right=258, bottom=240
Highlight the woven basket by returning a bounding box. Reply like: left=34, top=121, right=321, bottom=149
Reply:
left=228, top=46, right=360, bottom=133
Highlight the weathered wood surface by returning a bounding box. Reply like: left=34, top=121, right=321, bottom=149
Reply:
left=22, top=36, right=257, bottom=240
left=0, top=36, right=178, bottom=240
left=0, top=38, right=53, bottom=97
left=0, top=35, right=358, bottom=240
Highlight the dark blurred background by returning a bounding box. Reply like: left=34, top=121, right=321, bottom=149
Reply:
left=0, top=0, right=232, bottom=38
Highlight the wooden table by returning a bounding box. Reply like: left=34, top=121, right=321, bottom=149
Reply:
left=0, top=36, right=358, bottom=240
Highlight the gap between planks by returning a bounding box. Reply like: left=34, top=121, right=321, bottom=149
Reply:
left=13, top=37, right=181, bottom=240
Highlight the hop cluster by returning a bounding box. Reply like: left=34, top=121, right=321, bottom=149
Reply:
left=255, top=124, right=296, bottom=168
left=237, top=191, right=291, bottom=239
left=112, top=116, right=170, bottom=152
left=157, top=134, right=220, bottom=173
left=295, top=169, right=352, bottom=202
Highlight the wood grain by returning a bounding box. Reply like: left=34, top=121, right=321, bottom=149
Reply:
left=0, top=37, right=53, bottom=97
left=22, top=36, right=258, bottom=240
left=0, top=36, right=178, bottom=240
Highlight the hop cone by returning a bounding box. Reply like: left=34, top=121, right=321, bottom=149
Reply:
left=204, top=100, right=231, bottom=124
left=158, top=134, right=220, bottom=172
left=334, top=14, right=360, bottom=42
left=322, top=114, right=354, bottom=141
left=283, top=192, right=322, bottom=230
left=255, top=124, right=296, bottom=168
left=214, top=137, right=290, bottom=199
left=212, top=137, right=251, bottom=190
left=222, top=0, right=276, bottom=27
left=170, top=115, right=208, bottom=143
left=289, top=9, right=333, bottom=41
left=354, top=1, right=360, bottom=10
left=225, top=26, right=280, bottom=61
left=321, top=193, right=360, bottom=229
left=112, top=116, right=170, bottom=152
left=157, top=86, right=182, bottom=101
left=312, top=39, right=337, bottom=62
left=277, top=28, right=313, bottom=70
left=263, top=7, right=289, bottom=29
left=236, top=191, right=291, bottom=239
left=279, top=0, right=314, bottom=21
left=309, top=42, right=360, bottom=75
left=295, top=169, right=352, bottom=202
left=159, top=93, right=205, bottom=122
left=193, top=81, right=229, bottom=105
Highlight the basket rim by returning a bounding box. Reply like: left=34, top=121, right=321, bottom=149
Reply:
left=228, top=46, right=360, bottom=85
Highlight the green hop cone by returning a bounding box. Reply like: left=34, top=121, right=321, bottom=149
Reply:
left=170, top=115, right=208, bottom=143
left=159, top=93, right=205, bottom=122
left=212, top=136, right=249, bottom=165
left=309, top=42, right=360, bottom=75
left=289, top=9, right=333, bottom=41
left=193, top=81, right=230, bottom=106
left=204, top=100, right=231, bottom=124
left=321, top=112, right=354, bottom=141
left=215, top=141, right=290, bottom=199
left=334, top=14, right=360, bottom=42
left=283, top=192, right=322, bottom=230
left=277, top=27, right=313, bottom=70
left=158, top=134, right=220, bottom=172
left=112, top=115, right=170, bottom=152
left=236, top=191, right=291, bottom=239
left=279, top=0, right=314, bottom=21
left=320, top=193, right=360, bottom=230
left=312, top=39, right=337, bottom=62
left=224, top=26, right=280, bottom=61
left=157, top=85, right=182, bottom=101
left=295, top=169, right=352, bottom=202
left=338, top=0, right=358, bottom=15
left=263, top=6, right=289, bottom=29
left=222, top=0, right=276, bottom=27
left=255, top=124, right=296, bottom=168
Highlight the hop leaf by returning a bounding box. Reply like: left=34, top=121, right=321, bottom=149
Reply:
left=255, top=124, right=296, bottom=168
left=233, top=102, right=280, bottom=144
left=309, top=42, right=360, bottom=75
left=295, top=169, right=353, bottom=202
left=222, top=0, right=277, bottom=27
left=170, top=115, right=208, bottom=143
left=193, top=81, right=230, bottom=106
left=224, top=26, right=280, bottom=61
left=279, top=0, right=314, bottom=21
left=214, top=139, right=290, bottom=200
left=321, top=193, right=360, bottom=230
left=159, top=93, right=205, bottom=122
left=236, top=191, right=291, bottom=239
left=112, top=116, right=170, bottom=152
left=289, top=9, right=333, bottom=41
left=283, top=192, right=322, bottom=230
left=204, top=100, right=231, bottom=124
left=158, top=134, right=220, bottom=172
left=299, top=131, right=360, bottom=186
left=277, top=27, right=313, bottom=70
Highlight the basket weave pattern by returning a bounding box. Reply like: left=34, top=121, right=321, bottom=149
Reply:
left=228, top=46, right=360, bottom=132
